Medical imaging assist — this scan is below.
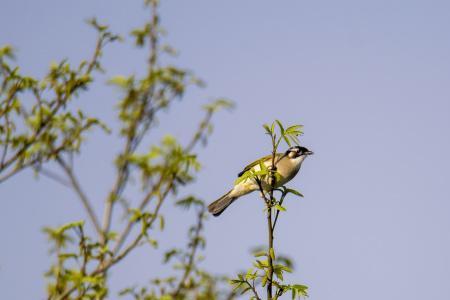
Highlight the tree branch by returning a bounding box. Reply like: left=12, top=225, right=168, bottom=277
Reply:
left=111, top=108, right=216, bottom=256
left=0, top=28, right=107, bottom=180
left=34, top=165, right=71, bottom=188
left=172, top=207, right=205, bottom=298
left=272, top=191, right=287, bottom=231
left=266, top=133, right=278, bottom=299
left=245, top=279, right=262, bottom=300
left=101, top=1, right=159, bottom=242
left=56, top=155, right=102, bottom=237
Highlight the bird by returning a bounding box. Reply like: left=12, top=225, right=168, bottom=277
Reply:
left=208, top=146, right=313, bottom=217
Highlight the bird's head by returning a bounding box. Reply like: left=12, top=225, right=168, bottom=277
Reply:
left=286, top=146, right=314, bottom=159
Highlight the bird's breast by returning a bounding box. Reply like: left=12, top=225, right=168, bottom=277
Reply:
left=275, top=156, right=304, bottom=186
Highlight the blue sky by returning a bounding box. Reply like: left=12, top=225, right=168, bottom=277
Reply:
left=1, top=0, right=450, bottom=299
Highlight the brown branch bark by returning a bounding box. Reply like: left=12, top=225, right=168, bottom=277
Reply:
left=266, top=134, right=278, bottom=300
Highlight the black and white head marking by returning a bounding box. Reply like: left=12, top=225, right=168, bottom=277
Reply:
left=286, top=146, right=313, bottom=158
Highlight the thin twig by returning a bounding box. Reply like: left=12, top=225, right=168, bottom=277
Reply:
left=111, top=108, right=215, bottom=255
left=272, top=192, right=287, bottom=231
left=245, top=279, right=262, bottom=300
left=111, top=173, right=166, bottom=255
left=35, top=166, right=71, bottom=188
left=101, top=2, right=159, bottom=240
left=0, top=144, right=64, bottom=184
left=0, top=30, right=105, bottom=178
left=266, top=132, right=278, bottom=300
left=85, top=37, right=103, bottom=74
left=95, top=108, right=215, bottom=285
left=0, top=92, right=15, bottom=167
left=114, top=182, right=171, bottom=261
left=172, top=208, right=205, bottom=298
left=56, top=155, right=102, bottom=236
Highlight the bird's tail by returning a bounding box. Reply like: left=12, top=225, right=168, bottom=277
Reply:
left=208, top=190, right=236, bottom=217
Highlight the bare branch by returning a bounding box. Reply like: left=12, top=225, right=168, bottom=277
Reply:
left=56, top=155, right=102, bottom=237
left=34, top=166, right=71, bottom=188
left=172, top=207, right=205, bottom=298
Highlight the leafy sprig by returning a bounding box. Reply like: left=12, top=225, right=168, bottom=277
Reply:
left=230, top=120, right=309, bottom=299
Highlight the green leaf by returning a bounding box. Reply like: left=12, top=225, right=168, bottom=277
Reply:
left=254, top=251, right=267, bottom=257
left=202, top=98, right=234, bottom=112
left=175, top=196, right=204, bottom=209
left=288, top=134, right=301, bottom=146
left=163, top=249, right=179, bottom=263
left=283, top=135, right=292, bottom=147
left=274, top=268, right=284, bottom=281
left=87, top=17, right=108, bottom=32
left=245, top=269, right=257, bottom=280
left=286, top=188, right=304, bottom=198
left=58, top=220, right=84, bottom=233
left=129, top=208, right=143, bottom=222
left=0, top=45, right=14, bottom=58
left=254, top=259, right=269, bottom=269
left=275, top=119, right=285, bottom=134
left=274, top=204, right=286, bottom=212
left=58, top=253, right=78, bottom=260
left=285, top=125, right=304, bottom=135
left=261, top=275, right=268, bottom=287
left=292, top=284, right=309, bottom=298
left=146, top=237, right=158, bottom=248
left=263, top=124, right=272, bottom=135
left=231, top=280, right=245, bottom=291
left=270, top=247, right=276, bottom=260
left=158, top=215, right=165, bottom=230
left=108, top=75, right=132, bottom=88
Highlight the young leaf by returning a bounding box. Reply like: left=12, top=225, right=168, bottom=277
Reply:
left=269, top=248, right=276, bottom=260
left=274, top=204, right=286, bottom=212
left=286, top=188, right=304, bottom=198
left=285, top=125, right=303, bottom=135
left=275, top=119, right=285, bottom=134
left=283, top=135, right=292, bottom=147
left=254, top=250, right=267, bottom=257
left=263, top=124, right=272, bottom=135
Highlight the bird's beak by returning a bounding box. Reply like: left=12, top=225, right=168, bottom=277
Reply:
left=305, top=150, right=314, bottom=155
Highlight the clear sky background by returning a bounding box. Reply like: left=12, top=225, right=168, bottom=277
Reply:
left=1, top=0, right=450, bottom=299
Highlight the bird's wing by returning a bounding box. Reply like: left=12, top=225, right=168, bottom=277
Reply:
left=237, top=153, right=283, bottom=177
